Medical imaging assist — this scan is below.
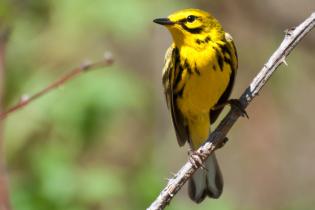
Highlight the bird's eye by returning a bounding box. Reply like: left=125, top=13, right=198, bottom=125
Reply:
left=187, top=15, right=197, bottom=23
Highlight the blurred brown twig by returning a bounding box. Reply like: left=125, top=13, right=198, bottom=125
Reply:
left=0, top=53, right=114, bottom=120
left=148, top=12, right=315, bottom=210
left=0, top=27, right=11, bottom=210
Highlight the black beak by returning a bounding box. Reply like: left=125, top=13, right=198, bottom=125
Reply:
left=153, top=18, right=174, bottom=25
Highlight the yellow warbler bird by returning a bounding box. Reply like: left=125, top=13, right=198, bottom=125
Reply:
left=154, top=9, right=239, bottom=203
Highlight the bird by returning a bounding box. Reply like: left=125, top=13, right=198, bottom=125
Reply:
left=153, top=8, right=240, bottom=203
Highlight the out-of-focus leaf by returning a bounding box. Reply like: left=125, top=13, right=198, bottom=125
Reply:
left=76, top=167, right=124, bottom=202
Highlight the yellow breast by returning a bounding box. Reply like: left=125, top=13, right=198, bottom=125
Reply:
left=175, top=44, right=232, bottom=148
left=176, top=45, right=231, bottom=117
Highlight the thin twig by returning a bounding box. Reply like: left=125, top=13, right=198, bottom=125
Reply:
left=0, top=53, right=114, bottom=120
left=148, top=12, right=315, bottom=210
left=0, top=27, right=11, bottom=210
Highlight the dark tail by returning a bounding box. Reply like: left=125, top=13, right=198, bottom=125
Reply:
left=188, top=153, right=223, bottom=203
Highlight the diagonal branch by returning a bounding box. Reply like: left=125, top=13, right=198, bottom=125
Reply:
left=0, top=54, right=114, bottom=120
left=148, top=12, right=315, bottom=210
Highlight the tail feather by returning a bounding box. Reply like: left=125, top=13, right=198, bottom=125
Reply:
left=188, top=153, right=223, bottom=203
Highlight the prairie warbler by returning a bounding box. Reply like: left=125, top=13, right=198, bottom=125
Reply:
left=154, top=9, right=239, bottom=203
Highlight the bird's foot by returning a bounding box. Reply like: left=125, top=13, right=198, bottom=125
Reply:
left=188, top=149, right=208, bottom=170
left=212, top=99, right=249, bottom=118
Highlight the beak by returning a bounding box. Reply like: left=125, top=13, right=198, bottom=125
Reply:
left=153, top=18, right=175, bottom=26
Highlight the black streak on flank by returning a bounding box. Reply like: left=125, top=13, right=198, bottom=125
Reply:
left=175, top=85, right=185, bottom=98
left=214, top=47, right=224, bottom=71
left=173, top=48, right=182, bottom=90
left=220, top=44, right=231, bottom=57
left=219, top=43, right=233, bottom=68
left=196, top=39, right=201, bottom=45
left=224, top=56, right=232, bottom=67
left=174, top=65, right=183, bottom=90
left=195, top=68, right=201, bottom=75
left=205, top=36, right=211, bottom=43
left=217, top=54, right=224, bottom=71
left=174, top=47, right=181, bottom=74
left=174, top=47, right=180, bottom=65
left=194, top=62, right=201, bottom=75
left=184, top=59, right=192, bottom=74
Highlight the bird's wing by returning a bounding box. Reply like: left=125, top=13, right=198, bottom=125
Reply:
left=162, top=45, right=189, bottom=146
left=225, top=32, right=238, bottom=72
left=210, top=32, right=238, bottom=124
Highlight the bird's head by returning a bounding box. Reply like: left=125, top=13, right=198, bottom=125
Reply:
left=154, top=9, right=224, bottom=48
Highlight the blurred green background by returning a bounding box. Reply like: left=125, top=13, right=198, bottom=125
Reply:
left=1, top=0, right=315, bottom=210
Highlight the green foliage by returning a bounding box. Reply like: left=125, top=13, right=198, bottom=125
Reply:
left=5, top=67, right=150, bottom=209
left=4, top=1, right=163, bottom=209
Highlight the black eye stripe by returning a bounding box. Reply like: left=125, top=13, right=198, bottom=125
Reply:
left=178, top=18, right=187, bottom=23
left=176, top=16, right=203, bottom=34
left=177, top=16, right=199, bottom=24
left=180, top=22, right=204, bottom=34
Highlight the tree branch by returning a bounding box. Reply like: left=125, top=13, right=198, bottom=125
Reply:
left=0, top=27, right=11, bottom=210
left=148, top=12, right=315, bottom=210
left=0, top=53, right=114, bottom=120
